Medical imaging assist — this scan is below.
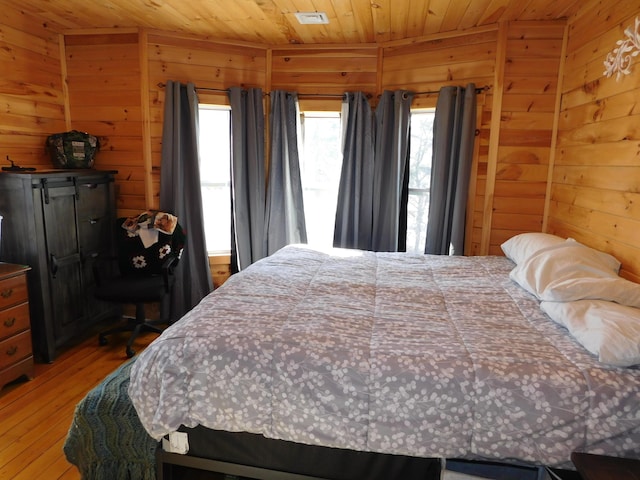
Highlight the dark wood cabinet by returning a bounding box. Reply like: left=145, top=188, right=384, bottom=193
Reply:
left=0, top=170, right=119, bottom=362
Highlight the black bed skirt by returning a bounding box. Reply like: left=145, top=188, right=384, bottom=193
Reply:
left=158, top=426, right=441, bottom=480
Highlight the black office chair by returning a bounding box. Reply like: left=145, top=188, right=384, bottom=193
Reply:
left=94, top=214, right=185, bottom=357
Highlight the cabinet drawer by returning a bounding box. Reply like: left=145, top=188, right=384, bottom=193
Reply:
left=0, top=302, right=30, bottom=341
left=78, top=214, right=112, bottom=254
left=0, top=275, right=29, bottom=310
left=76, top=180, right=110, bottom=218
left=0, top=330, right=32, bottom=369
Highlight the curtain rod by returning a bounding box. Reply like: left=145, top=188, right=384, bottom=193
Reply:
left=157, top=83, right=347, bottom=98
left=157, top=83, right=332, bottom=96
left=414, top=85, right=490, bottom=95
left=157, top=83, right=490, bottom=97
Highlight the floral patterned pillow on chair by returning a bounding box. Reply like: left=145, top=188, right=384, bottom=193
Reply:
left=116, top=217, right=185, bottom=276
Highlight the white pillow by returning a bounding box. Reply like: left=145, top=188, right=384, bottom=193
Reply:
left=500, top=232, right=566, bottom=265
left=508, top=239, right=640, bottom=306
left=541, top=300, right=640, bottom=367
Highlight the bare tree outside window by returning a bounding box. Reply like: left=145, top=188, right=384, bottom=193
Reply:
left=406, top=110, right=435, bottom=253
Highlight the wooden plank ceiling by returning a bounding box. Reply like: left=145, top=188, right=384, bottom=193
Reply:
left=6, top=0, right=582, bottom=45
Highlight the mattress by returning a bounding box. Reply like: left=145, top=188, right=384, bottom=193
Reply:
left=129, top=245, right=640, bottom=468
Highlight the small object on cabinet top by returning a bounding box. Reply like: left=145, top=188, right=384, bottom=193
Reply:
left=2, top=156, right=36, bottom=172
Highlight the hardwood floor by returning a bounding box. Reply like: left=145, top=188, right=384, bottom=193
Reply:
left=0, top=328, right=157, bottom=480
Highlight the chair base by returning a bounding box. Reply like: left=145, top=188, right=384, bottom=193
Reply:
left=98, top=302, right=166, bottom=357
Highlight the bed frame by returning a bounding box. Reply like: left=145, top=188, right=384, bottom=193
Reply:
left=157, top=426, right=442, bottom=480
left=155, top=426, right=580, bottom=480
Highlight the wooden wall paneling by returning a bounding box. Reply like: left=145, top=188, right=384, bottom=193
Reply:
left=0, top=6, right=66, bottom=170
left=464, top=99, right=485, bottom=255
left=480, top=21, right=507, bottom=255
left=556, top=141, right=640, bottom=167
left=376, top=45, right=384, bottom=95
left=64, top=31, right=144, bottom=217
left=548, top=195, right=640, bottom=270
left=270, top=46, right=379, bottom=98
left=468, top=97, right=491, bottom=255
left=551, top=183, right=640, bottom=225
left=146, top=33, right=268, bottom=87
left=566, top=1, right=637, bottom=61
left=265, top=48, right=273, bottom=93
left=548, top=0, right=640, bottom=280
left=139, top=29, right=155, bottom=212
left=561, top=6, right=640, bottom=115
left=560, top=89, right=640, bottom=131
left=381, top=29, right=497, bottom=95
left=557, top=115, right=640, bottom=153
left=561, top=75, right=640, bottom=115
left=57, top=33, right=72, bottom=132
left=547, top=189, right=640, bottom=280
left=149, top=56, right=267, bottom=88
left=542, top=23, right=569, bottom=232
left=209, top=255, right=231, bottom=289
left=563, top=29, right=628, bottom=94
left=485, top=21, right=566, bottom=253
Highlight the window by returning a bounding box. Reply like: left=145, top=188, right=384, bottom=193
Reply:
left=198, top=105, right=231, bottom=254
left=298, top=108, right=435, bottom=253
left=299, top=112, right=342, bottom=249
left=405, top=109, right=435, bottom=253
left=197, top=105, right=434, bottom=255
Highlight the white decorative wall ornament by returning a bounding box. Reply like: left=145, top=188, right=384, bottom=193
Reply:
left=604, top=16, right=640, bottom=81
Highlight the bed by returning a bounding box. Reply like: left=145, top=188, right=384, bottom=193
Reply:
left=66, top=239, right=640, bottom=479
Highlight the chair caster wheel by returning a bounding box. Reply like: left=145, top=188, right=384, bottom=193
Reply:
left=98, top=335, right=108, bottom=346
left=126, top=347, right=136, bottom=358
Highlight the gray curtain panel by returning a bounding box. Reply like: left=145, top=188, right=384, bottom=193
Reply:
left=160, top=80, right=213, bottom=320
left=372, top=90, right=414, bottom=252
left=265, top=91, right=307, bottom=255
left=333, top=92, right=375, bottom=250
left=424, top=84, right=477, bottom=255
left=228, top=87, right=267, bottom=271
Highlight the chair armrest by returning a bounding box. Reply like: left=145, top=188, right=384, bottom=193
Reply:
left=160, top=252, right=181, bottom=293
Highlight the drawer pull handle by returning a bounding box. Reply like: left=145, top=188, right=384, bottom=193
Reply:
left=1, top=289, right=13, bottom=299
left=50, top=254, right=58, bottom=279
left=6, top=345, right=18, bottom=356
left=3, top=318, right=15, bottom=328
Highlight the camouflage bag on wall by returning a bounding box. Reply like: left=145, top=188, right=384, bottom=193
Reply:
left=46, top=130, right=100, bottom=169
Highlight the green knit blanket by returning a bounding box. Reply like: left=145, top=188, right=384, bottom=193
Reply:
left=63, top=358, right=158, bottom=480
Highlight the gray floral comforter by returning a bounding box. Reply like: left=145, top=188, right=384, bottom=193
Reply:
left=129, top=245, right=640, bottom=467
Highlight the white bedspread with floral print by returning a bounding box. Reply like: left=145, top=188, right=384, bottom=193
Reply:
left=129, top=245, right=640, bottom=467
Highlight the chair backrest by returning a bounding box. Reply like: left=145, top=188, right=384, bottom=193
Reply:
left=115, top=216, right=186, bottom=277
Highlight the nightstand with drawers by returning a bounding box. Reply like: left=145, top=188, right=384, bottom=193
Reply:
left=0, top=263, right=34, bottom=390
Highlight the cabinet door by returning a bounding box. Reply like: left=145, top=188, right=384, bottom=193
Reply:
left=41, top=182, right=85, bottom=344
left=76, top=176, right=117, bottom=319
